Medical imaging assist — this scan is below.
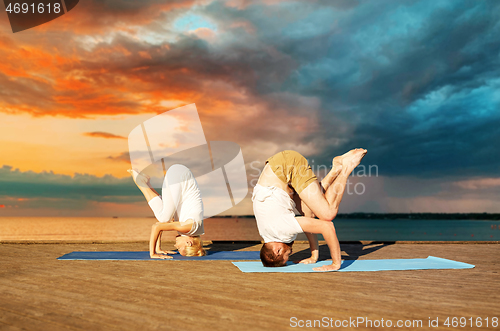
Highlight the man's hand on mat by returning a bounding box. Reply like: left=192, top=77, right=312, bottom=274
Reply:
left=313, top=262, right=341, bottom=272
left=150, top=253, right=173, bottom=259
left=294, top=256, right=318, bottom=264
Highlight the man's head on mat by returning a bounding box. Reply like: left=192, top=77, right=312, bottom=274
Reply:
left=260, top=242, right=294, bottom=267
left=175, top=235, right=206, bottom=256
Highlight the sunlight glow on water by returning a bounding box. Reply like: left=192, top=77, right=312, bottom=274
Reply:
left=0, top=218, right=498, bottom=241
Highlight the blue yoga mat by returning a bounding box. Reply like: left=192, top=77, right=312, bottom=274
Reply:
left=58, top=250, right=260, bottom=261
left=232, top=256, right=475, bottom=273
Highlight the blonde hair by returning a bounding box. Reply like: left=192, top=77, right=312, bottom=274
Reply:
left=184, top=236, right=206, bottom=256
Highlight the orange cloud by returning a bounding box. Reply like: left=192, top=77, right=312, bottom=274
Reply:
left=191, top=27, right=217, bottom=41
left=0, top=1, right=200, bottom=119
left=55, top=78, right=92, bottom=91
left=83, top=132, right=126, bottom=139
left=0, top=0, right=324, bottom=162
left=0, top=0, right=302, bottom=123
left=30, top=0, right=197, bottom=35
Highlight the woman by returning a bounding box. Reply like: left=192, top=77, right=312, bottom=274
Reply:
left=128, top=164, right=206, bottom=259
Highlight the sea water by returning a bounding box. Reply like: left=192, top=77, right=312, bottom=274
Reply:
left=0, top=217, right=498, bottom=241
left=333, top=218, right=500, bottom=241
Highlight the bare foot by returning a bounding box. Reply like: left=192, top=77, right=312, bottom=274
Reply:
left=332, top=156, right=343, bottom=170
left=332, top=148, right=359, bottom=169
left=127, top=169, right=150, bottom=185
left=341, top=149, right=367, bottom=174
left=313, top=262, right=341, bottom=272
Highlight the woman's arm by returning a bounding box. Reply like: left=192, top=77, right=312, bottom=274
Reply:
left=155, top=231, right=175, bottom=255
left=149, top=221, right=193, bottom=259
left=295, top=217, right=341, bottom=271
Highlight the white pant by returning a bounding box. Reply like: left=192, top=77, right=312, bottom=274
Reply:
left=148, top=164, right=204, bottom=236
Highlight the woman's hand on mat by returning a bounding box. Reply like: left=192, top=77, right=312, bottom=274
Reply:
left=313, top=262, right=341, bottom=272
left=294, top=256, right=318, bottom=264
left=157, top=249, right=177, bottom=255
left=150, top=253, right=173, bottom=259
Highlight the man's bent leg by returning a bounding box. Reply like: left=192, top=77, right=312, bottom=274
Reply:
left=292, top=163, right=343, bottom=264
left=293, top=160, right=342, bottom=216
left=298, top=149, right=366, bottom=222
left=320, top=158, right=343, bottom=193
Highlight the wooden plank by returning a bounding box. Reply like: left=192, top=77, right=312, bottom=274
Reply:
left=0, top=243, right=498, bottom=330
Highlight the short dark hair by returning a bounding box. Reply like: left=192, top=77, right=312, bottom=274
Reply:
left=260, top=242, right=292, bottom=267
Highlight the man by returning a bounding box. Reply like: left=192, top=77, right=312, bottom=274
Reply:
left=252, top=149, right=367, bottom=271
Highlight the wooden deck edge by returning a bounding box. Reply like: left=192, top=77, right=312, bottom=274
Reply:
left=1, top=240, right=499, bottom=245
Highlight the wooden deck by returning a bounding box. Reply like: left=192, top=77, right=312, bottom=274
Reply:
left=0, top=242, right=498, bottom=330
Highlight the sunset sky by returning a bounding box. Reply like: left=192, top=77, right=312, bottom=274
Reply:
left=0, top=0, right=499, bottom=216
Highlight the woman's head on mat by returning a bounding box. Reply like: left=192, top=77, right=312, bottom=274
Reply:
left=260, top=241, right=294, bottom=267
left=175, top=235, right=206, bottom=256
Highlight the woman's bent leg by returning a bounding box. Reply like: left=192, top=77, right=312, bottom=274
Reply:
left=148, top=169, right=182, bottom=223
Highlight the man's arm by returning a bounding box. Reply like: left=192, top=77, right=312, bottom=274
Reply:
left=294, top=232, right=319, bottom=264
left=149, top=222, right=193, bottom=259
left=295, top=217, right=341, bottom=271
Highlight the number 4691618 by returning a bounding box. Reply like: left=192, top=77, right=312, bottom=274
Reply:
left=444, top=317, right=498, bottom=328
left=5, top=2, right=61, bottom=14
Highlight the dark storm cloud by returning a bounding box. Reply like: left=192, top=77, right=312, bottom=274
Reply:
left=338, top=0, right=500, bottom=178
left=151, top=0, right=499, bottom=178
left=225, top=0, right=500, bottom=178
left=56, top=0, right=194, bottom=34
left=3, top=0, right=499, bottom=180
left=123, top=0, right=500, bottom=178
left=75, top=31, right=297, bottom=98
